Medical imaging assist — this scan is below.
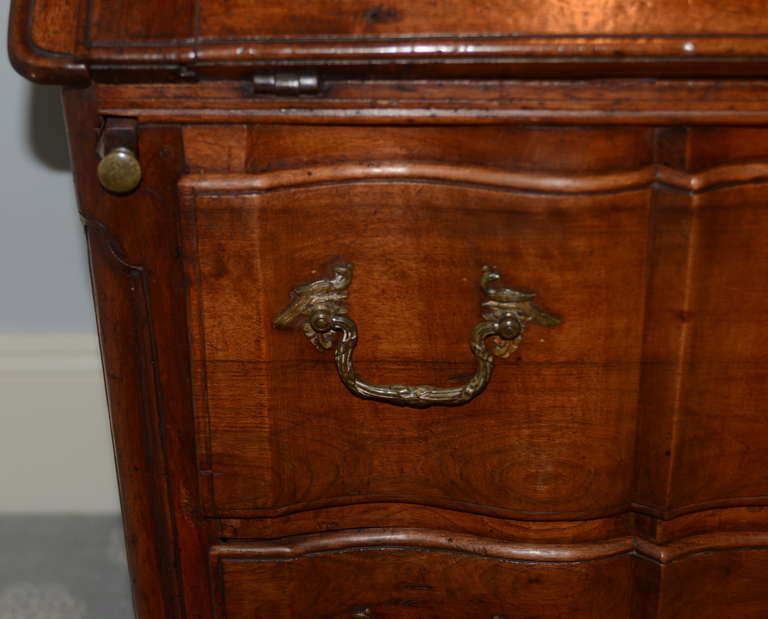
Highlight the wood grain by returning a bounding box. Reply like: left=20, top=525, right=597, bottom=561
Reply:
left=12, top=0, right=768, bottom=609
left=667, top=185, right=768, bottom=512
left=213, top=543, right=635, bottom=618
left=62, top=89, right=215, bottom=619
left=211, top=528, right=634, bottom=563
left=217, top=505, right=633, bottom=543
left=182, top=161, right=768, bottom=195
left=657, top=550, right=768, bottom=619
left=15, top=0, right=768, bottom=83
left=88, top=0, right=195, bottom=44
left=635, top=507, right=768, bottom=546
left=182, top=174, right=649, bottom=518
left=242, top=125, right=653, bottom=175
left=95, top=79, right=768, bottom=126
left=7, top=0, right=88, bottom=84
left=198, top=0, right=768, bottom=38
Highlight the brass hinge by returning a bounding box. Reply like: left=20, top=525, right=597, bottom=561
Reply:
left=252, top=71, right=321, bottom=95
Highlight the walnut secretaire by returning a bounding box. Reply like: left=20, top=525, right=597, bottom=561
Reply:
left=9, top=0, right=768, bottom=616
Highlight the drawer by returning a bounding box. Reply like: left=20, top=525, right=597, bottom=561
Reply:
left=210, top=532, right=635, bottom=618
left=179, top=125, right=652, bottom=520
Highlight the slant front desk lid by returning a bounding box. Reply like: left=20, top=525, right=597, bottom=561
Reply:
left=10, top=0, right=768, bottom=83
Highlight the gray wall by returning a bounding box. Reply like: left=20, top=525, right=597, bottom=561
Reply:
left=1, top=41, right=95, bottom=333
left=1, top=12, right=118, bottom=514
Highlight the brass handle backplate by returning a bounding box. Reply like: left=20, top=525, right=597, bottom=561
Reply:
left=274, top=263, right=560, bottom=408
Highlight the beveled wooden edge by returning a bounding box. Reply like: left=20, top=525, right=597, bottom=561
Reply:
left=180, top=162, right=657, bottom=195
left=217, top=506, right=633, bottom=545
left=7, top=0, right=89, bottom=85
left=92, top=77, right=768, bottom=125
left=635, top=531, right=768, bottom=564
left=82, top=215, right=183, bottom=618
left=103, top=107, right=768, bottom=126
left=188, top=35, right=768, bottom=62
left=61, top=36, right=768, bottom=81
left=178, top=161, right=768, bottom=197
left=209, top=527, right=768, bottom=565
left=12, top=0, right=768, bottom=85
left=633, top=497, right=768, bottom=521
left=210, top=528, right=634, bottom=564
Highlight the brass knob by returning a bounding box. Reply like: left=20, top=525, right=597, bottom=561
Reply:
left=351, top=609, right=372, bottom=618
left=309, top=308, right=334, bottom=333
left=97, top=147, right=142, bottom=194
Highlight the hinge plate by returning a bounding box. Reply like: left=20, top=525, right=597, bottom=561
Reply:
left=252, top=71, right=321, bottom=95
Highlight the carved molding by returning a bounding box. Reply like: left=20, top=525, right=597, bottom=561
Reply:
left=83, top=216, right=183, bottom=616
left=636, top=531, right=768, bottom=564
left=98, top=80, right=768, bottom=125
left=180, top=161, right=768, bottom=196
left=210, top=527, right=768, bottom=566
left=8, top=0, right=88, bottom=85
left=211, top=528, right=634, bottom=564
left=633, top=497, right=768, bottom=520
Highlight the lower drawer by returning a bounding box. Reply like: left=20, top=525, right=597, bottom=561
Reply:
left=210, top=531, right=635, bottom=618
left=211, top=534, right=768, bottom=618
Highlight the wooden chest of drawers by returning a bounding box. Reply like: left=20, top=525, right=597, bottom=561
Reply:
left=10, top=0, right=768, bottom=616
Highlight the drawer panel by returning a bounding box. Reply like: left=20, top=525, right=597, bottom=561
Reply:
left=211, top=533, right=635, bottom=618
left=181, top=159, right=650, bottom=518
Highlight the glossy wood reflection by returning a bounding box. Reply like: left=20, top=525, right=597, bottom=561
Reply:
left=213, top=544, right=635, bottom=618
left=182, top=165, right=649, bottom=518
left=10, top=0, right=768, bottom=611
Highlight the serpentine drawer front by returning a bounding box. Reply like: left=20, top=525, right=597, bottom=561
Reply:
left=179, top=125, right=648, bottom=520
left=10, top=0, right=768, bottom=616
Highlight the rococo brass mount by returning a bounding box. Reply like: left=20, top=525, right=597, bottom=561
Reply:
left=274, top=263, right=560, bottom=407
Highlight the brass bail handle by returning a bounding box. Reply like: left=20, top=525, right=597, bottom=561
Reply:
left=274, top=262, right=560, bottom=408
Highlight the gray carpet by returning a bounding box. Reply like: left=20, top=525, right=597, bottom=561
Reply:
left=0, top=515, right=133, bottom=618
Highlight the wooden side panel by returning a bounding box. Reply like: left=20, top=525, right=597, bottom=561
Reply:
left=63, top=88, right=213, bottom=619
left=85, top=222, right=174, bottom=619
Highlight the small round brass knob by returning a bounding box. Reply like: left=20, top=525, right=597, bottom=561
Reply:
left=97, top=147, right=142, bottom=194
left=497, top=314, right=522, bottom=340
left=309, top=308, right=334, bottom=333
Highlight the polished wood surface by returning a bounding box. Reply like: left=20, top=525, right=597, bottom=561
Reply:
left=9, top=0, right=768, bottom=616
left=180, top=127, right=649, bottom=519
left=212, top=538, right=635, bottom=618
left=13, top=0, right=768, bottom=83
